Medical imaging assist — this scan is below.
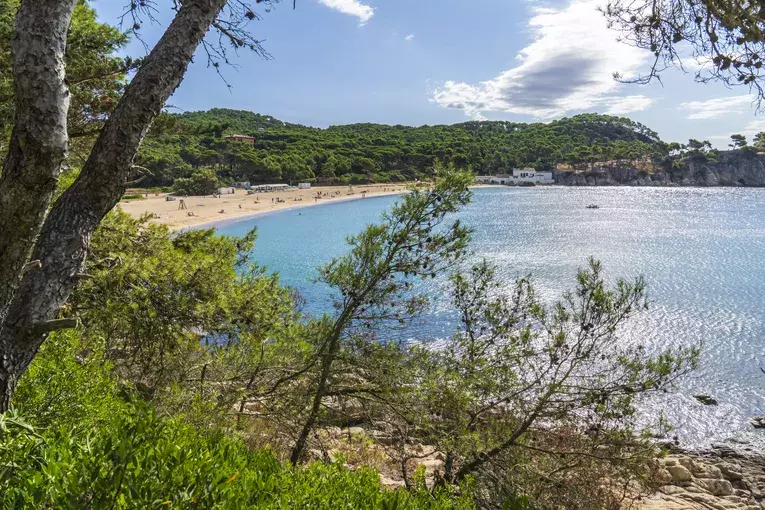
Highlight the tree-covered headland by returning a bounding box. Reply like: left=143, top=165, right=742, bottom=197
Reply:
left=139, top=109, right=669, bottom=189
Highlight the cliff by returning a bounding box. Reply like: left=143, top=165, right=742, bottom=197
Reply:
left=555, top=152, right=765, bottom=187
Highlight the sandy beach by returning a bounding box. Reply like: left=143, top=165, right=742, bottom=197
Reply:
left=118, top=183, right=413, bottom=230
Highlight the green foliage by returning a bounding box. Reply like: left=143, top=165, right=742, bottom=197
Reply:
left=12, top=330, right=126, bottom=431
left=69, top=209, right=297, bottom=405
left=730, top=133, right=747, bottom=149
left=136, top=109, right=669, bottom=187
left=606, top=0, right=765, bottom=101
left=380, top=259, right=698, bottom=508
left=0, top=404, right=470, bottom=509
left=120, top=193, right=145, bottom=201
left=0, top=0, right=136, bottom=163
left=288, top=166, right=475, bottom=463
left=3, top=204, right=471, bottom=508
left=754, top=132, right=765, bottom=150
left=172, top=168, right=220, bottom=196
left=3, top=162, right=699, bottom=509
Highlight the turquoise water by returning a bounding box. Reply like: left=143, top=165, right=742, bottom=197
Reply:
left=217, top=186, right=765, bottom=450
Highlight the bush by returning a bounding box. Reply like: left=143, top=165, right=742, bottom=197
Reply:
left=0, top=405, right=471, bottom=509
left=172, top=168, right=219, bottom=196
left=12, top=330, right=127, bottom=431
left=120, top=193, right=145, bottom=201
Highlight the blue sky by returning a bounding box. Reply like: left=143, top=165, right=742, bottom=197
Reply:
left=92, top=0, right=765, bottom=147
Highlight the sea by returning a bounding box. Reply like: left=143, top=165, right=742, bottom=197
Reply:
left=216, top=186, right=765, bottom=451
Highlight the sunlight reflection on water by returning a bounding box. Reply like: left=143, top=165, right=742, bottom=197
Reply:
left=217, top=186, right=765, bottom=451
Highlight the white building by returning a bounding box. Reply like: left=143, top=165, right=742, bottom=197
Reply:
left=254, top=183, right=291, bottom=192
left=489, top=174, right=512, bottom=185
left=481, top=169, right=554, bottom=185
left=218, top=187, right=236, bottom=195
left=298, top=182, right=312, bottom=189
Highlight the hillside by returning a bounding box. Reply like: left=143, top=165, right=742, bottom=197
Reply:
left=137, top=109, right=669, bottom=188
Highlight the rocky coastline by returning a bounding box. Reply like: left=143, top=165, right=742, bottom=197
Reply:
left=313, top=425, right=765, bottom=509
left=639, top=446, right=765, bottom=509
left=554, top=152, right=765, bottom=187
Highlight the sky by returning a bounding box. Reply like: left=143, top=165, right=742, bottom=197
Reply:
left=92, top=0, right=765, bottom=148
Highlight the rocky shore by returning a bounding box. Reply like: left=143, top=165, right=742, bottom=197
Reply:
left=639, top=447, right=765, bottom=509
left=312, top=426, right=765, bottom=509
left=555, top=152, right=765, bottom=187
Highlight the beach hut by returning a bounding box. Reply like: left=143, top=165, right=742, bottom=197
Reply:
left=254, top=183, right=290, bottom=192
left=218, top=187, right=236, bottom=195
left=298, top=182, right=311, bottom=190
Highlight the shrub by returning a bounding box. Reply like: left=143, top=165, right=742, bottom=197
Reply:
left=172, top=168, right=219, bottom=196
left=120, top=193, right=145, bottom=201
left=0, top=405, right=471, bottom=509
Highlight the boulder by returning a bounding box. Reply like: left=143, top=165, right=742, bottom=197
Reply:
left=720, top=465, right=745, bottom=481
left=750, top=417, right=765, bottom=429
left=668, top=464, right=693, bottom=483
left=348, top=426, right=366, bottom=438
left=695, top=464, right=724, bottom=479
left=697, top=478, right=735, bottom=496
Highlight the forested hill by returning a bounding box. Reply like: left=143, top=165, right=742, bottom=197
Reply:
left=137, top=108, right=669, bottom=188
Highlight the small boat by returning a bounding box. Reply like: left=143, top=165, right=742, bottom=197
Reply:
left=585, top=204, right=599, bottom=209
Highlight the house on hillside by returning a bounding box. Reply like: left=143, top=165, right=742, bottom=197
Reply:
left=481, top=169, right=555, bottom=185
left=223, top=134, right=255, bottom=145
left=511, top=168, right=554, bottom=184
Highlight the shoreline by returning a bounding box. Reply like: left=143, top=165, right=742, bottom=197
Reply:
left=119, top=183, right=496, bottom=230
left=118, top=183, right=413, bottom=231
left=179, top=191, right=406, bottom=231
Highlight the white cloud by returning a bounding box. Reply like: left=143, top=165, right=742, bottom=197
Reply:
left=708, top=118, right=765, bottom=141
left=604, top=95, right=654, bottom=115
left=317, top=0, right=374, bottom=24
left=404, top=34, right=415, bottom=41
left=679, top=95, right=754, bottom=120
left=430, top=0, right=651, bottom=119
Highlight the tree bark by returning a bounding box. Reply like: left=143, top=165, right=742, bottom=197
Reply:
left=0, top=0, right=77, bottom=328
left=0, top=0, right=229, bottom=412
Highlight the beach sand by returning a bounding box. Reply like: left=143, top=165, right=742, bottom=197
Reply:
left=118, top=183, right=413, bottom=230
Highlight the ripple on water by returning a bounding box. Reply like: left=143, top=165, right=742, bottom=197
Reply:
left=217, top=186, right=765, bottom=450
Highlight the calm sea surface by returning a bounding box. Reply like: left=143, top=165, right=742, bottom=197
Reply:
left=216, top=186, right=765, bottom=450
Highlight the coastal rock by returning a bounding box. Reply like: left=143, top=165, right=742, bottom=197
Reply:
left=750, top=417, right=765, bottom=429
left=694, top=394, right=719, bottom=406
left=636, top=452, right=765, bottom=510
left=696, top=479, right=735, bottom=496
left=669, top=465, right=693, bottom=483
left=555, top=152, right=765, bottom=187
left=348, top=426, right=366, bottom=437
left=720, top=465, right=745, bottom=481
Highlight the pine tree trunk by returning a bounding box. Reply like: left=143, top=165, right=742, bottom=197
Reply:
left=0, top=0, right=76, bottom=331
left=0, top=0, right=228, bottom=412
